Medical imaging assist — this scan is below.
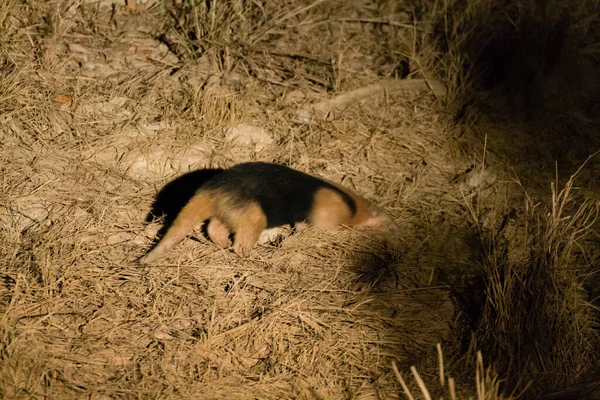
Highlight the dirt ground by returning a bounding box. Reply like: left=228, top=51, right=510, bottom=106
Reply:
left=1, top=1, right=599, bottom=399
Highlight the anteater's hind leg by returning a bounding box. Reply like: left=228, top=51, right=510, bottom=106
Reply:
left=207, top=219, right=232, bottom=248
left=228, top=202, right=267, bottom=256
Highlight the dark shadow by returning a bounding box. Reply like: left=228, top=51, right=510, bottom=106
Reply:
left=341, top=236, right=455, bottom=377
left=432, top=1, right=600, bottom=181
left=145, top=168, right=225, bottom=240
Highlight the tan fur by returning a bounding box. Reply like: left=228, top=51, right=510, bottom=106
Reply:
left=226, top=202, right=267, bottom=256
left=206, top=219, right=231, bottom=248
left=140, top=190, right=269, bottom=264
left=140, top=191, right=216, bottom=264
left=308, top=188, right=354, bottom=227
left=318, top=179, right=398, bottom=229
left=209, top=194, right=267, bottom=255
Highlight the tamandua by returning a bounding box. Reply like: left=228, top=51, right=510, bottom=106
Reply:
left=139, top=162, right=397, bottom=264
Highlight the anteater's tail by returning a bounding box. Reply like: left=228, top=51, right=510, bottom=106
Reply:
left=139, top=191, right=215, bottom=264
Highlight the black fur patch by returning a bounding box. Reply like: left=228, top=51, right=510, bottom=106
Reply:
left=201, top=162, right=356, bottom=228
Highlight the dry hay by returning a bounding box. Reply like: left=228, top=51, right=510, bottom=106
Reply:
left=1, top=0, right=599, bottom=399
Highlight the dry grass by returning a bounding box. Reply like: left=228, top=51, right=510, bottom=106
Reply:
left=0, top=0, right=599, bottom=399
left=465, top=161, right=600, bottom=398
left=392, top=345, right=513, bottom=400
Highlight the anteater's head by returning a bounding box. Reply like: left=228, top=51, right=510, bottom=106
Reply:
left=354, top=202, right=398, bottom=230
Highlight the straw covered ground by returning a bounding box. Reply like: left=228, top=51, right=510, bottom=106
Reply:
left=1, top=0, right=599, bottom=399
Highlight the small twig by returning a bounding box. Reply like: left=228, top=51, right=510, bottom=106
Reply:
left=328, top=17, right=419, bottom=30
left=252, top=48, right=330, bottom=65
left=291, top=17, right=419, bottom=30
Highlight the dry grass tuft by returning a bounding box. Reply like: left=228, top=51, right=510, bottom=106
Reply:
left=1, top=0, right=599, bottom=398
left=466, top=159, right=600, bottom=397
left=392, top=344, right=512, bottom=400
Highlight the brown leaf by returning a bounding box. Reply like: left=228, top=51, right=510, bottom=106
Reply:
left=53, top=95, right=72, bottom=103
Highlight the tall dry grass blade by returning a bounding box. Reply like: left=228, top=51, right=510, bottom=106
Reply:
left=476, top=351, right=484, bottom=400
left=411, top=365, right=432, bottom=400
left=437, top=342, right=445, bottom=387
left=392, top=347, right=512, bottom=400
left=473, top=157, right=600, bottom=396
left=391, top=361, right=415, bottom=400
left=449, top=377, right=456, bottom=400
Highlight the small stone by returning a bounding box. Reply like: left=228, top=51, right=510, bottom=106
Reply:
left=225, top=124, right=273, bottom=152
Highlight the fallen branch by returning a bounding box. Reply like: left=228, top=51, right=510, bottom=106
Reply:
left=297, top=78, right=447, bottom=122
